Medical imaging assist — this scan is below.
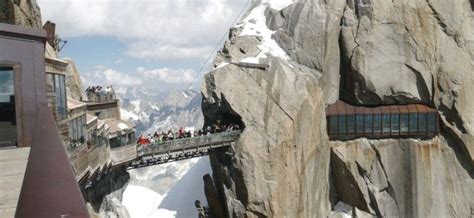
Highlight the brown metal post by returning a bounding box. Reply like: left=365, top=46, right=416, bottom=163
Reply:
left=16, top=106, right=89, bottom=217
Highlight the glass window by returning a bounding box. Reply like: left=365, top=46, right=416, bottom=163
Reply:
left=46, top=73, right=55, bottom=92
left=329, top=116, right=338, bottom=135
left=365, top=114, right=373, bottom=134
left=418, top=113, right=427, bottom=133
left=69, top=115, right=86, bottom=145
left=55, top=75, right=67, bottom=120
left=347, top=115, right=355, bottom=134
left=0, top=68, right=14, bottom=102
left=400, top=114, right=409, bottom=133
left=92, top=131, right=98, bottom=145
left=338, top=115, right=347, bottom=135
left=121, top=134, right=128, bottom=145
left=356, top=115, right=364, bottom=134
left=409, top=113, right=418, bottom=133
left=427, top=113, right=436, bottom=132
left=382, top=114, right=391, bottom=134
left=373, top=114, right=382, bottom=134
left=98, top=133, right=105, bottom=147
left=391, top=114, right=400, bottom=133
left=128, top=132, right=136, bottom=144
left=0, top=67, right=17, bottom=147
left=110, top=137, right=121, bottom=148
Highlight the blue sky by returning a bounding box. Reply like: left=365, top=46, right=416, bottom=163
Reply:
left=59, top=36, right=203, bottom=74
left=37, top=0, right=250, bottom=91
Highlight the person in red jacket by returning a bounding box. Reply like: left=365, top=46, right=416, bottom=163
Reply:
left=178, top=127, right=185, bottom=138
left=137, top=135, right=150, bottom=146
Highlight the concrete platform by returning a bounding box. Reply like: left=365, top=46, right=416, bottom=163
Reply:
left=0, top=147, right=30, bottom=218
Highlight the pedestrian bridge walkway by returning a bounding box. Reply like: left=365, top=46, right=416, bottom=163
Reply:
left=125, top=130, right=241, bottom=169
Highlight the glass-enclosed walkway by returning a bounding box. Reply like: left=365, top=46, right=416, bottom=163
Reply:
left=326, top=100, right=439, bottom=140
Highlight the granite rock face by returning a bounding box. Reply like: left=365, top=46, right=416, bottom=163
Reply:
left=64, top=58, right=86, bottom=100
left=0, top=0, right=42, bottom=28
left=202, top=58, right=330, bottom=217
left=202, top=0, right=474, bottom=217
left=331, top=138, right=474, bottom=217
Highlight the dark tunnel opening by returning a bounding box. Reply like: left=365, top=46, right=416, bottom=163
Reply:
left=202, top=94, right=245, bottom=133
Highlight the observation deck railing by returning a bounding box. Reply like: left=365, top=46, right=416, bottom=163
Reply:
left=138, top=130, right=241, bottom=157
left=128, top=130, right=241, bottom=169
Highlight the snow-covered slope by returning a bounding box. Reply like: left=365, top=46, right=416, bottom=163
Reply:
left=116, top=87, right=209, bottom=218
left=123, top=157, right=211, bottom=218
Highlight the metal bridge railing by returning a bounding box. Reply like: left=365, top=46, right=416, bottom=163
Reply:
left=138, top=130, right=241, bottom=157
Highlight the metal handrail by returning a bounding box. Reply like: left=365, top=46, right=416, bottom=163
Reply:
left=138, top=130, right=241, bottom=157
left=16, top=106, right=88, bottom=217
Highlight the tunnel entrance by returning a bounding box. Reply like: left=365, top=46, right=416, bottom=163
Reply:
left=202, top=95, right=245, bottom=134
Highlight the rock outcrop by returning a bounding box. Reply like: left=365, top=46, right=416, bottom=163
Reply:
left=81, top=166, right=131, bottom=217
left=202, top=0, right=474, bottom=217
left=203, top=59, right=330, bottom=217
left=331, top=138, right=474, bottom=217
left=0, top=0, right=42, bottom=28
left=64, top=58, right=86, bottom=100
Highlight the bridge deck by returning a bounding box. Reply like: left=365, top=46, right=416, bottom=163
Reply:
left=127, top=130, right=241, bottom=169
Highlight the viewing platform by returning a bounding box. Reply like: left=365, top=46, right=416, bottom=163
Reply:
left=326, top=100, right=440, bottom=140
left=126, top=130, right=241, bottom=169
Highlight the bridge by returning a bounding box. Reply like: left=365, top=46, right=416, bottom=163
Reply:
left=123, top=130, right=241, bottom=169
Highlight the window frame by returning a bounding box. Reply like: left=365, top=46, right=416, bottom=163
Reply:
left=427, top=113, right=436, bottom=134
left=110, top=136, right=121, bottom=148
left=0, top=66, right=18, bottom=147
left=409, top=113, right=418, bottom=135
left=364, top=114, right=373, bottom=136
left=356, top=114, right=365, bottom=135
left=400, top=113, right=409, bottom=134
left=418, top=113, right=428, bottom=135
left=382, top=113, right=391, bottom=135
left=347, top=115, right=356, bottom=135
left=391, top=113, right=400, bottom=136
left=373, top=114, right=382, bottom=135
left=338, top=115, right=347, bottom=136
left=328, top=116, right=338, bottom=137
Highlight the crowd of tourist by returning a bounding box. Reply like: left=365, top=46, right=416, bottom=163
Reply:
left=137, top=122, right=241, bottom=146
left=85, top=85, right=115, bottom=101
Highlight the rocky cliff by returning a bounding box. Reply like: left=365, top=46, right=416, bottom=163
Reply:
left=202, top=0, right=474, bottom=217
left=0, top=0, right=42, bottom=28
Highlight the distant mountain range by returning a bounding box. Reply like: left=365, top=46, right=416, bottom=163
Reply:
left=116, top=87, right=204, bottom=136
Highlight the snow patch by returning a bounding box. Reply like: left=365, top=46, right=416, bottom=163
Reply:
left=123, top=157, right=211, bottom=218
left=214, top=62, right=229, bottom=70
left=240, top=57, right=260, bottom=64
left=131, top=100, right=141, bottom=112
left=149, top=103, right=160, bottom=111
left=334, top=201, right=353, bottom=218
left=121, top=108, right=139, bottom=121
left=182, top=92, right=189, bottom=98
left=236, top=1, right=291, bottom=63
left=122, top=185, right=176, bottom=218
left=266, top=0, right=296, bottom=11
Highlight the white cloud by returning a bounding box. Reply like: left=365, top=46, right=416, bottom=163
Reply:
left=125, top=43, right=214, bottom=60
left=82, top=67, right=195, bottom=89
left=37, top=0, right=248, bottom=61
left=82, top=68, right=143, bottom=88
left=137, top=67, right=195, bottom=84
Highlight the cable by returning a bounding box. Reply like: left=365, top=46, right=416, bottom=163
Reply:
left=170, top=0, right=252, bottom=115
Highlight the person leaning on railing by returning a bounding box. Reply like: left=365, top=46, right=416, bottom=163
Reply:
left=140, top=124, right=242, bottom=146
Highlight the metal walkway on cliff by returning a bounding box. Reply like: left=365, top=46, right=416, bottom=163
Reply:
left=125, top=130, right=241, bottom=169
